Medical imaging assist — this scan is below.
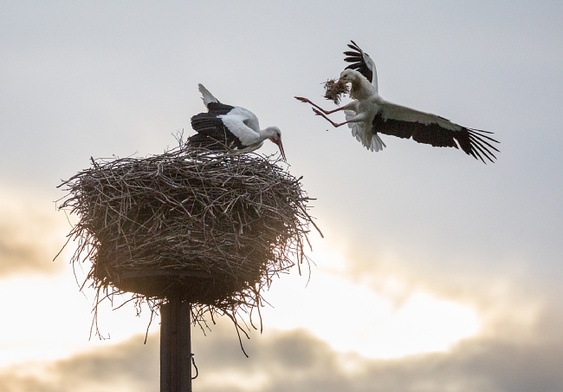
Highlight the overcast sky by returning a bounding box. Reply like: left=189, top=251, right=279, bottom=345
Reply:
left=2, top=1, right=563, bottom=391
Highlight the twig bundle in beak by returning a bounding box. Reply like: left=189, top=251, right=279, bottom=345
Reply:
left=323, top=78, right=349, bottom=104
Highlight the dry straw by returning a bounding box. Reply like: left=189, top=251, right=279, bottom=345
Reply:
left=57, top=143, right=320, bottom=344
left=323, top=78, right=350, bottom=104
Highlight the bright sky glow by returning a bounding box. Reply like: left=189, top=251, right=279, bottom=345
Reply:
left=0, top=272, right=157, bottom=367
left=262, top=249, right=481, bottom=359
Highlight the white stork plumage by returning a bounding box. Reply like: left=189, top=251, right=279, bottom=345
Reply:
left=295, top=40, right=499, bottom=163
left=188, top=84, right=286, bottom=160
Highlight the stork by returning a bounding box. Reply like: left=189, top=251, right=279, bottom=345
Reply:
left=188, top=84, right=286, bottom=160
left=295, top=40, right=499, bottom=163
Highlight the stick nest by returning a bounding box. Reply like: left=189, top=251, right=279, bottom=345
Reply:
left=57, top=144, right=320, bottom=338
left=323, top=78, right=349, bottom=104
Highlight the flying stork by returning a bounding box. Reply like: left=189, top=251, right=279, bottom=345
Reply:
left=295, top=40, right=499, bottom=163
left=188, top=84, right=286, bottom=160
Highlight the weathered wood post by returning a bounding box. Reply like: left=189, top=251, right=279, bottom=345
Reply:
left=160, top=294, right=192, bottom=392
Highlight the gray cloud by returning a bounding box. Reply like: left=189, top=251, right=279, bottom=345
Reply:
left=192, top=319, right=563, bottom=392
left=3, top=305, right=562, bottom=392
left=0, top=336, right=159, bottom=392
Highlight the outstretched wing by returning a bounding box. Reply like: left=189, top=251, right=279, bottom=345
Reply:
left=374, top=102, right=499, bottom=163
left=344, top=40, right=378, bottom=91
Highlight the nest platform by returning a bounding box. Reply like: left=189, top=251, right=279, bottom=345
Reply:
left=57, top=145, right=319, bottom=328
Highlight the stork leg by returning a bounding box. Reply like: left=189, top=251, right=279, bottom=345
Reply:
left=311, top=107, right=348, bottom=128
left=295, top=96, right=344, bottom=115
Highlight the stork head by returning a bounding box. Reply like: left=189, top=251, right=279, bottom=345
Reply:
left=339, top=68, right=372, bottom=99
left=338, top=68, right=361, bottom=84
left=266, top=126, right=286, bottom=161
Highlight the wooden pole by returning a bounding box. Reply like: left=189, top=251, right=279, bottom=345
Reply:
left=160, top=294, right=192, bottom=392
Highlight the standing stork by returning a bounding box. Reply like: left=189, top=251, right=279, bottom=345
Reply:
left=188, top=84, right=286, bottom=160
left=295, top=40, right=499, bottom=163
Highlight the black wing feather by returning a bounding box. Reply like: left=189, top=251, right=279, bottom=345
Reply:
left=188, top=111, right=244, bottom=150
left=205, top=101, right=234, bottom=116
left=343, top=40, right=374, bottom=83
left=372, top=115, right=499, bottom=163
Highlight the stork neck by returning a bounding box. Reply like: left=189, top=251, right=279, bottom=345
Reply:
left=351, top=77, right=377, bottom=100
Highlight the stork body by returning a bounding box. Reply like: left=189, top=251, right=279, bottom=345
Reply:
left=189, top=84, right=286, bottom=160
left=295, top=41, right=499, bottom=163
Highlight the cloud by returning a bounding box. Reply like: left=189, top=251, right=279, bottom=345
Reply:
left=0, top=187, right=66, bottom=277
left=2, top=303, right=563, bottom=392
left=191, top=315, right=563, bottom=392
left=0, top=336, right=159, bottom=392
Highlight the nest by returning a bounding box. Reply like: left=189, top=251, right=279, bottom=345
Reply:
left=323, top=78, right=349, bottom=104
left=57, top=144, right=320, bottom=341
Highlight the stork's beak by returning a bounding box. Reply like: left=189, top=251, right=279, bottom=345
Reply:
left=275, top=139, right=286, bottom=161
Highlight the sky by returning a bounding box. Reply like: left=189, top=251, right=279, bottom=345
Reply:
left=1, top=1, right=563, bottom=391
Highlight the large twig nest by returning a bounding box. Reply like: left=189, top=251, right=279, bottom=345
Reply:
left=57, top=144, right=320, bottom=337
